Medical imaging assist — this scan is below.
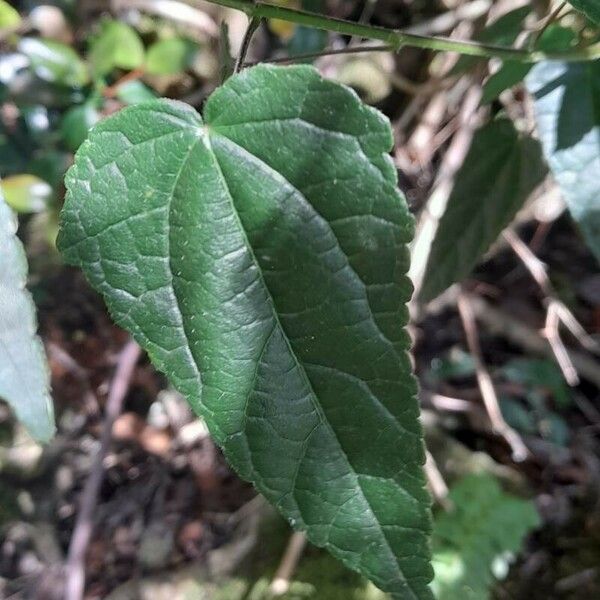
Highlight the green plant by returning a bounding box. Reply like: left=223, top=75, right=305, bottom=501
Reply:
left=2, top=1, right=600, bottom=597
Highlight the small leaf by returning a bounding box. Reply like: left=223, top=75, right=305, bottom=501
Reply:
left=1, top=174, right=53, bottom=213
left=420, top=119, right=546, bottom=301
left=19, top=37, right=88, bottom=87
left=0, top=0, right=20, bottom=29
left=58, top=64, right=432, bottom=599
left=567, top=0, right=600, bottom=24
left=502, top=358, right=570, bottom=409
left=116, top=80, right=157, bottom=105
left=527, top=60, right=600, bottom=262
left=146, top=37, right=199, bottom=75
left=61, top=101, right=101, bottom=152
left=89, top=20, right=145, bottom=76
left=482, top=62, right=531, bottom=104
left=432, top=474, right=539, bottom=600
left=0, top=190, right=55, bottom=442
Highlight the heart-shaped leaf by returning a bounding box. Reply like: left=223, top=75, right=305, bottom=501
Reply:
left=0, top=190, right=55, bottom=442
left=58, top=65, right=432, bottom=599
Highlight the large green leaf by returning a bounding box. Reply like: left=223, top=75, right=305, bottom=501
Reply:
left=0, top=190, right=55, bottom=442
left=58, top=65, right=432, bottom=599
left=567, top=0, right=600, bottom=24
left=420, top=119, right=546, bottom=301
left=527, top=60, right=600, bottom=262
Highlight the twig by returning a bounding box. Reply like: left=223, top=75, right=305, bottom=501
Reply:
left=269, top=531, right=307, bottom=596
left=64, top=340, right=141, bottom=600
left=194, top=0, right=600, bottom=62
left=234, top=15, right=261, bottom=72
left=425, top=450, right=452, bottom=510
left=544, top=300, right=579, bottom=385
left=503, top=229, right=600, bottom=386
left=245, top=43, right=395, bottom=66
left=457, top=293, right=529, bottom=462
left=421, top=390, right=474, bottom=413
left=102, top=68, right=145, bottom=99
left=468, top=295, right=600, bottom=388
left=409, top=84, right=483, bottom=300
left=531, top=1, right=568, bottom=48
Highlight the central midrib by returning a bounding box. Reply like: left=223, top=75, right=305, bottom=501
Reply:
left=192, top=128, right=420, bottom=597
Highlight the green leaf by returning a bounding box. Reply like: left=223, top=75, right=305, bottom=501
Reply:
left=1, top=174, right=53, bottom=213
left=58, top=65, right=432, bottom=599
left=567, top=0, right=600, bottom=24
left=0, top=190, right=55, bottom=442
left=0, top=0, right=20, bottom=29
left=527, top=60, right=600, bottom=262
left=61, top=102, right=101, bottom=152
left=431, top=474, right=539, bottom=600
left=116, top=80, right=157, bottom=105
left=482, top=62, right=531, bottom=104
left=420, top=119, right=546, bottom=301
left=146, top=37, right=199, bottom=75
left=502, top=358, right=570, bottom=409
left=19, top=37, right=89, bottom=87
left=89, top=20, right=145, bottom=76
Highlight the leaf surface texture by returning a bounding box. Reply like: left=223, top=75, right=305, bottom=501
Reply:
left=58, top=65, right=432, bottom=599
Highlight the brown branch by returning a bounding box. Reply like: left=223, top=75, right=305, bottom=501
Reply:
left=468, top=295, right=600, bottom=389
left=64, top=340, right=141, bottom=600
left=425, top=450, right=452, bottom=510
left=457, top=293, right=529, bottom=462
left=503, top=229, right=600, bottom=386
left=270, top=531, right=307, bottom=596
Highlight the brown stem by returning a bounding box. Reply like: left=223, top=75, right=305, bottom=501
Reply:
left=64, top=340, right=141, bottom=600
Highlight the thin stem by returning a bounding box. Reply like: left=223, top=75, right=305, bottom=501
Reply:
left=197, top=0, right=600, bottom=62
left=235, top=15, right=262, bottom=72
left=64, top=341, right=141, bottom=600
left=531, top=1, right=568, bottom=48
left=457, top=293, right=529, bottom=462
left=245, top=43, right=395, bottom=66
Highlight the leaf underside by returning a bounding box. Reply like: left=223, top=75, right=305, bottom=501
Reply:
left=58, top=65, right=432, bottom=598
left=527, top=60, right=600, bottom=263
left=0, top=191, right=55, bottom=442
left=420, top=118, right=546, bottom=301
